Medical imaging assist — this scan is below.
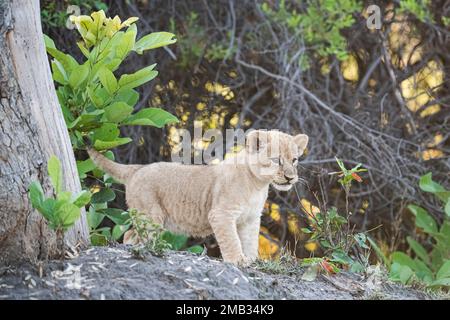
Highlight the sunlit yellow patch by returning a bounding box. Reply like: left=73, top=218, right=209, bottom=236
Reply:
left=304, top=241, right=318, bottom=252
left=420, top=104, right=441, bottom=117
left=287, top=214, right=300, bottom=235
left=90, top=185, right=101, bottom=194
left=341, top=54, right=359, bottom=82
left=258, top=226, right=279, bottom=260
left=228, top=70, right=238, bottom=78
left=300, top=199, right=320, bottom=221
left=152, top=96, right=162, bottom=106
left=229, top=114, right=239, bottom=128
left=270, top=203, right=281, bottom=222
left=422, top=149, right=444, bottom=161
left=196, top=102, right=206, bottom=111
left=427, top=134, right=444, bottom=148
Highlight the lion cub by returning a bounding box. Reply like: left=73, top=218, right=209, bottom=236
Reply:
left=88, top=130, right=308, bottom=265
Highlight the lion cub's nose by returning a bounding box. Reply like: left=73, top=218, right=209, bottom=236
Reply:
left=284, top=174, right=295, bottom=182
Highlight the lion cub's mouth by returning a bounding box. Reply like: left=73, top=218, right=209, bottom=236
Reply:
left=271, top=181, right=294, bottom=191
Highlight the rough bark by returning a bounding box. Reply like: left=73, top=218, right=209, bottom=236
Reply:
left=0, top=0, right=88, bottom=265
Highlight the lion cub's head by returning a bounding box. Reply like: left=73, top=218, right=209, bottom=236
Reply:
left=245, top=130, right=309, bottom=191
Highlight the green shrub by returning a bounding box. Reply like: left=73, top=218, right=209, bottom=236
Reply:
left=29, top=155, right=91, bottom=257
left=388, top=173, right=450, bottom=289
left=44, top=10, right=178, bottom=246
left=262, top=0, right=362, bottom=62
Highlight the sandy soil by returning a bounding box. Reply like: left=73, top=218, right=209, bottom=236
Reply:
left=0, top=245, right=443, bottom=300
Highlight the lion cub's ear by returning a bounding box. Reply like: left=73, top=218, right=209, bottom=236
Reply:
left=293, top=134, right=309, bottom=153
left=246, top=130, right=267, bottom=153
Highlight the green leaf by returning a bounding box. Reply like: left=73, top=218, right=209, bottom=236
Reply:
left=40, top=198, right=57, bottom=223
left=115, top=88, right=139, bottom=107
left=46, top=47, right=78, bottom=75
left=77, top=41, right=90, bottom=58
left=354, top=233, right=369, bottom=249
left=389, top=263, right=414, bottom=284
left=68, top=110, right=104, bottom=130
left=413, top=259, right=433, bottom=284
left=72, top=190, right=91, bottom=208
left=104, top=102, right=134, bottom=123
left=51, top=60, right=68, bottom=85
left=69, top=63, right=90, bottom=88
left=87, top=207, right=105, bottom=230
left=187, top=245, right=204, bottom=254
left=392, top=251, right=417, bottom=270
left=57, top=191, right=72, bottom=202
left=118, top=64, right=158, bottom=90
left=419, top=172, right=450, bottom=203
left=29, top=181, right=45, bottom=210
left=92, top=123, right=120, bottom=142
left=91, top=188, right=116, bottom=204
left=301, top=228, right=312, bottom=234
left=44, top=34, right=56, bottom=50
left=367, top=236, right=390, bottom=266
left=76, top=159, right=96, bottom=179
left=406, top=236, right=430, bottom=265
left=90, top=232, right=109, bottom=246
left=408, top=204, right=438, bottom=235
left=161, top=231, right=188, bottom=250
left=117, top=24, right=137, bottom=59
left=47, top=155, right=62, bottom=193
left=134, top=32, right=176, bottom=54
left=93, top=137, right=132, bottom=150
left=112, top=224, right=131, bottom=240
left=331, top=249, right=354, bottom=265
left=436, top=260, right=450, bottom=280
left=123, top=108, right=178, bottom=128
left=102, top=208, right=130, bottom=225
left=55, top=202, right=81, bottom=229
left=350, top=261, right=365, bottom=273
left=429, top=278, right=450, bottom=288
left=98, top=67, right=118, bottom=95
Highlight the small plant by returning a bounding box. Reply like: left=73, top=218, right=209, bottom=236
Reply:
left=385, top=173, right=450, bottom=289
left=126, top=209, right=204, bottom=257
left=300, top=157, right=369, bottom=273
left=255, top=247, right=302, bottom=275
left=128, top=209, right=172, bottom=257
left=29, top=156, right=91, bottom=258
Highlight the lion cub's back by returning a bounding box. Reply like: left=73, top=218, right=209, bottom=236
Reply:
left=126, top=162, right=217, bottom=237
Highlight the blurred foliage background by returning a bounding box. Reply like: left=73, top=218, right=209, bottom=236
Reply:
left=41, top=0, right=449, bottom=262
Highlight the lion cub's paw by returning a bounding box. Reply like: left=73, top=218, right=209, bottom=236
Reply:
left=225, top=254, right=253, bottom=267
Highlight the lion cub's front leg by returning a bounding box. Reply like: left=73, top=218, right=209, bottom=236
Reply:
left=237, top=216, right=260, bottom=263
left=208, top=209, right=247, bottom=265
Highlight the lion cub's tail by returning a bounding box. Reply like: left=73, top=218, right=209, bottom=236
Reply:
left=87, top=148, right=144, bottom=184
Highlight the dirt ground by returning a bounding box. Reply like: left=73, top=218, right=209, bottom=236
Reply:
left=0, top=245, right=445, bottom=300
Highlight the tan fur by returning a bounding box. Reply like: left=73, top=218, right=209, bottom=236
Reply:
left=88, top=130, right=308, bottom=265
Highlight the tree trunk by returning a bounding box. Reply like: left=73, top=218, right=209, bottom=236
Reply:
left=0, top=0, right=89, bottom=265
